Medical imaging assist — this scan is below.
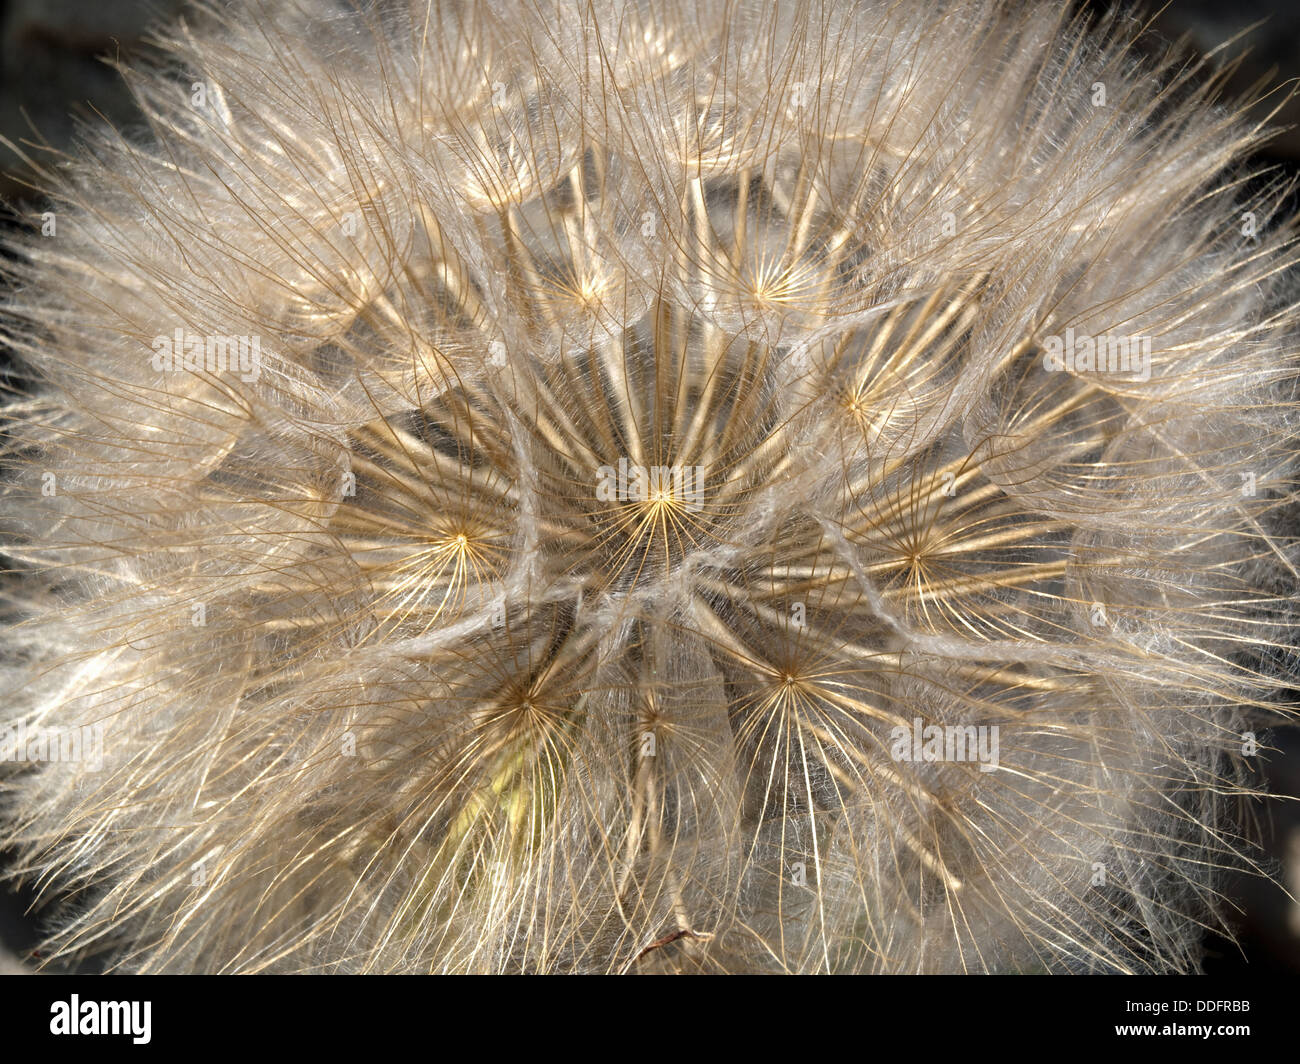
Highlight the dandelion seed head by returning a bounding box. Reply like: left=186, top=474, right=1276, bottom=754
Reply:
left=1, top=0, right=1298, bottom=974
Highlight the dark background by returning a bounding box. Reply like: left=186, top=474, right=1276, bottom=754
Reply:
left=0, top=0, right=1297, bottom=974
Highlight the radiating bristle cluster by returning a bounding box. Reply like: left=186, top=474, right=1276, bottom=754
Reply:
left=1, top=0, right=1298, bottom=973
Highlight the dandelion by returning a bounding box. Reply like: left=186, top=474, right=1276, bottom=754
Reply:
left=0, top=0, right=1297, bottom=973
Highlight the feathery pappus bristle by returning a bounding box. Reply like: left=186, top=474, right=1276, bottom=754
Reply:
left=1, top=0, right=1298, bottom=973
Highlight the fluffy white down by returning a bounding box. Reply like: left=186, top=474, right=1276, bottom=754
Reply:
left=0, top=0, right=1297, bottom=972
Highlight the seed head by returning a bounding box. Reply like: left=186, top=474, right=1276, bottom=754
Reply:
left=1, top=0, right=1298, bottom=973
